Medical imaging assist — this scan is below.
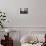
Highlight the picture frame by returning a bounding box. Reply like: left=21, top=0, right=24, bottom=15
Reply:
left=20, top=8, right=28, bottom=14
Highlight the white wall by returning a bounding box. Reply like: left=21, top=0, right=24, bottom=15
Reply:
left=31, top=0, right=46, bottom=27
left=0, top=0, right=46, bottom=27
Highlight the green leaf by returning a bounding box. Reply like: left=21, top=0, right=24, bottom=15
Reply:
left=3, top=16, right=6, bottom=17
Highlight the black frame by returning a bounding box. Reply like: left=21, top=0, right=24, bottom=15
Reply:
left=20, top=8, right=28, bottom=14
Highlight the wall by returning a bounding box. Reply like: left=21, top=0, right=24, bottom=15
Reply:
left=0, top=0, right=46, bottom=27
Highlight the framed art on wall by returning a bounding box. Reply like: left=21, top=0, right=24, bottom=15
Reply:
left=20, top=8, right=28, bottom=14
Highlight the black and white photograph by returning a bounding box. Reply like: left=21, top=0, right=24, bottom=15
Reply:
left=20, top=8, right=28, bottom=14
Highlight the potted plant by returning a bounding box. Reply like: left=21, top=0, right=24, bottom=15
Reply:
left=0, top=10, right=6, bottom=28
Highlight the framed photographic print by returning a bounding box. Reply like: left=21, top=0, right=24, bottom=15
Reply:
left=20, top=8, right=28, bottom=14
